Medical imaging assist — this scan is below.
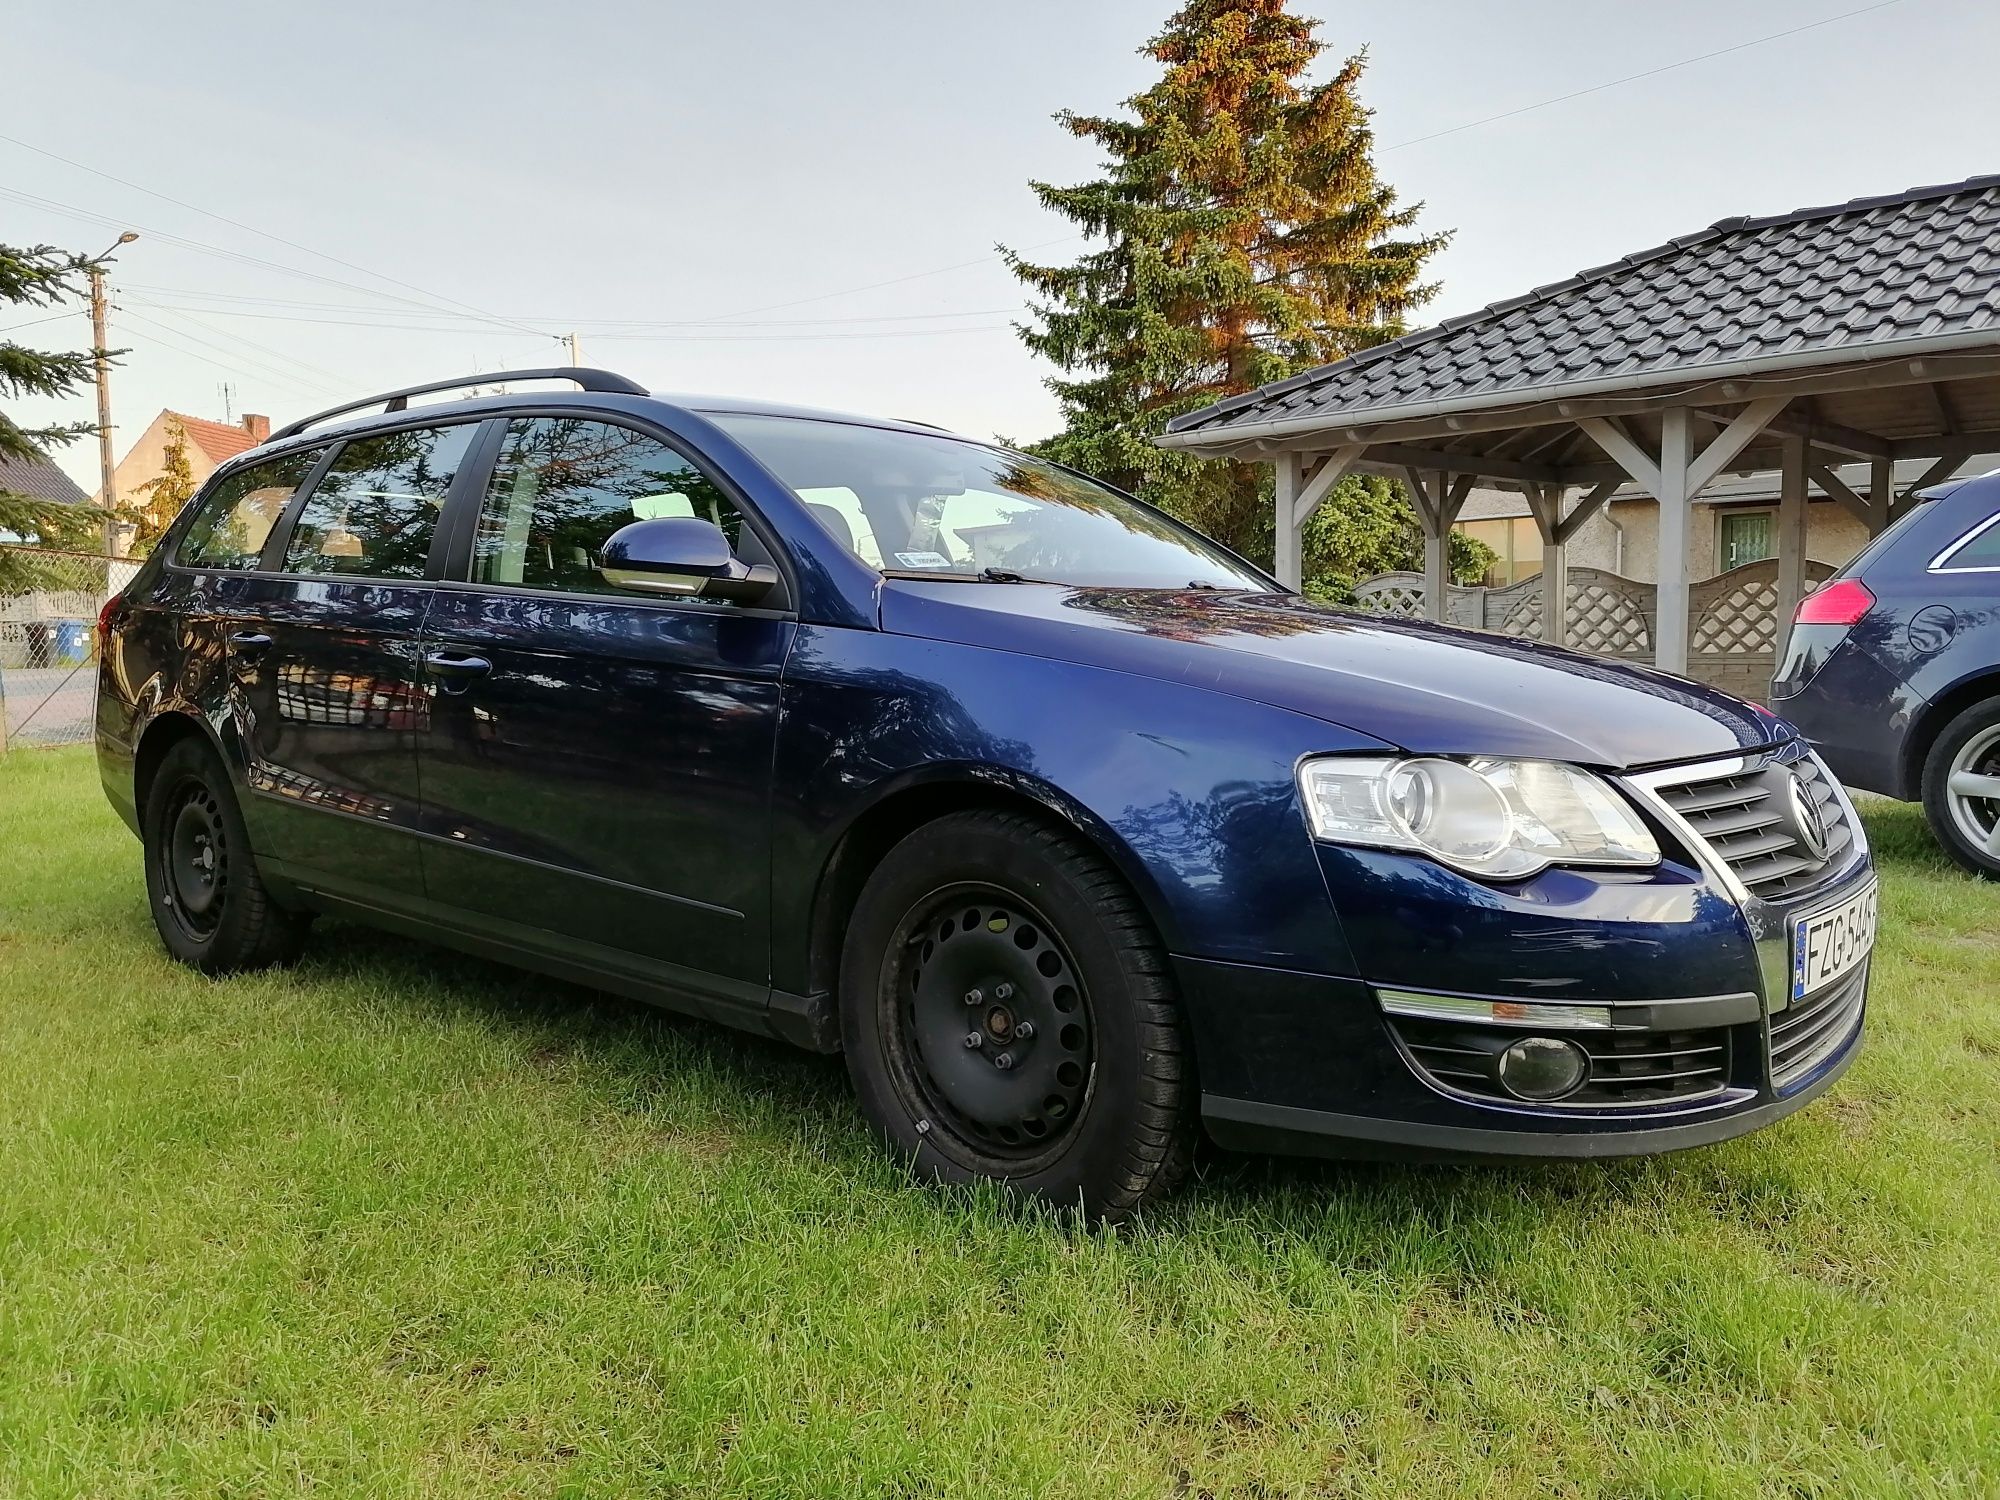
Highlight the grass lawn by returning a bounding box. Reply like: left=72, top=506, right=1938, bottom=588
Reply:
left=1, top=747, right=1996, bottom=1498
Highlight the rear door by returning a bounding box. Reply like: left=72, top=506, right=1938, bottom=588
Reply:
left=239, top=420, right=489, bottom=899
left=414, top=413, right=793, bottom=1012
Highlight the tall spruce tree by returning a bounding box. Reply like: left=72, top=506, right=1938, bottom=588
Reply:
left=1006, top=0, right=1455, bottom=584
left=1, top=243, right=105, bottom=586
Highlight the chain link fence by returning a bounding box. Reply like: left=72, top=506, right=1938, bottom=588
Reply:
left=0, top=546, right=138, bottom=753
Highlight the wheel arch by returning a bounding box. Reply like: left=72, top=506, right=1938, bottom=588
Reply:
left=133, top=710, right=226, bottom=818
left=1902, top=669, right=2000, bottom=799
left=802, top=768, right=1183, bottom=1009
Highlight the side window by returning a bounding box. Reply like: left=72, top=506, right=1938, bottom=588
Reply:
left=176, top=452, right=321, bottom=570
left=281, top=424, right=477, bottom=580
left=471, top=418, right=745, bottom=598
left=1936, top=513, right=2000, bottom=572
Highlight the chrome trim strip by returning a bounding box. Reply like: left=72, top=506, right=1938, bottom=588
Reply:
left=1375, top=985, right=1762, bottom=1031
left=1928, top=509, right=2000, bottom=574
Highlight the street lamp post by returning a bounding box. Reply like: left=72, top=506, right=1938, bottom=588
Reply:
left=89, top=231, right=139, bottom=555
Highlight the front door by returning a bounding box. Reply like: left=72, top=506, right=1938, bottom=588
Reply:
left=415, top=414, right=792, bottom=1010
left=238, top=421, right=483, bottom=898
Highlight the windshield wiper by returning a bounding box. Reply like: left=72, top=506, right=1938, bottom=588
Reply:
left=979, top=567, right=1029, bottom=584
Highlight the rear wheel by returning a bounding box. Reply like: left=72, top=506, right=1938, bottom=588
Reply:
left=1921, top=699, right=2000, bottom=880
left=142, top=738, right=311, bottom=971
left=840, top=810, right=1193, bottom=1223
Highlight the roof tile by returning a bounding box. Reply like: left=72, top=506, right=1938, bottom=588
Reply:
left=1171, top=174, right=2000, bottom=439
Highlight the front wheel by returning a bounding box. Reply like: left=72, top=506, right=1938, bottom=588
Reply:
left=142, top=738, right=311, bottom=972
left=1921, top=700, right=2000, bottom=880
left=840, top=810, right=1194, bottom=1223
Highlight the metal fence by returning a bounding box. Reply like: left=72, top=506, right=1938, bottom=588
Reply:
left=0, top=546, right=137, bottom=753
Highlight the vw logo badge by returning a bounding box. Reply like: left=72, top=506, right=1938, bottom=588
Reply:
left=1786, top=770, right=1830, bottom=861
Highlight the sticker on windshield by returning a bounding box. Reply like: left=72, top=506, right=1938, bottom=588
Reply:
left=893, top=550, right=953, bottom=570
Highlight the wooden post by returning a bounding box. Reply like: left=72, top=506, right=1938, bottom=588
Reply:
left=1274, top=453, right=1303, bottom=590
left=1775, top=433, right=1811, bottom=661
left=1869, top=458, right=1894, bottom=537
left=1655, top=409, right=1693, bottom=675
left=1527, top=485, right=1569, bottom=648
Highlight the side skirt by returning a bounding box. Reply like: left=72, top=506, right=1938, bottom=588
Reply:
left=259, top=856, right=841, bottom=1054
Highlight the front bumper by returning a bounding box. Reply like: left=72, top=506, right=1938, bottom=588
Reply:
left=1179, top=747, right=1874, bottom=1160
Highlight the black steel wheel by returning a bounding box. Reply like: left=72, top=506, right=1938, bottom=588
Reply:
left=159, top=777, right=230, bottom=942
left=141, top=736, right=311, bottom=973
left=887, top=883, right=1095, bottom=1164
left=840, top=808, right=1194, bottom=1222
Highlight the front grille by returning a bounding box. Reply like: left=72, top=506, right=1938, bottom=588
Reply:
left=1770, top=964, right=1867, bottom=1090
left=1393, top=1017, right=1730, bottom=1108
left=1642, top=745, right=1854, bottom=901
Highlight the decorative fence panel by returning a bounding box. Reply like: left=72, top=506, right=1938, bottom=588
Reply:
left=1350, top=560, right=1829, bottom=700
left=0, top=547, right=138, bottom=751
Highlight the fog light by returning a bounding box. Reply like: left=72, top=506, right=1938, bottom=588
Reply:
left=1496, top=1036, right=1590, bottom=1101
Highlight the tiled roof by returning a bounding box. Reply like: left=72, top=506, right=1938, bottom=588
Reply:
left=0, top=444, right=88, bottom=505
left=169, top=412, right=259, bottom=464
left=1168, top=173, right=2000, bottom=441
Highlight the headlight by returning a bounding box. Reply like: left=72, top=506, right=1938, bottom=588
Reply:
left=1296, top=755, right=1659, bottom=880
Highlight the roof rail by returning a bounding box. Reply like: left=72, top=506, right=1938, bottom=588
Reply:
left=268, top=367, right=649, bottom=444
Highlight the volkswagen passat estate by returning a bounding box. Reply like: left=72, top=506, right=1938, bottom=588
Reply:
left=97, top=369, right=1876, bottom=1219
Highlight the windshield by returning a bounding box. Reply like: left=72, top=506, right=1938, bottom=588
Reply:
left=708, top=413, right=1272, bottom=591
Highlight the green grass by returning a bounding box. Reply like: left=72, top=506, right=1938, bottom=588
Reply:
left=1, top=748, right=1996, bottom=1498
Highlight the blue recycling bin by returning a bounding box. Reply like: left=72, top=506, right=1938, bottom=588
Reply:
left=55, top=620, right=89, bottom=666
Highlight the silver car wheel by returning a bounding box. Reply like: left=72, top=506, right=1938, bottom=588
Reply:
left=1945, top=723, right=2000, bottom=859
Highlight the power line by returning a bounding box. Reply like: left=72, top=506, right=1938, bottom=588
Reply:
left=134, top=303, right=359, bottom=388
left=123, top=284, right=1023, bottom=329
left=0, top=129, right=558, bottom=342
left=116, top=307, right=347, bottom=399
left=118, top=298, right=1012, bottom=343
left=1379, top=0, right=1905, bottom=152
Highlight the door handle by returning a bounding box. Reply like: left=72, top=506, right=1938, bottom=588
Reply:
left=227, top=630, right=273, bottom=651
left=424, top=652, right=492, bottom=681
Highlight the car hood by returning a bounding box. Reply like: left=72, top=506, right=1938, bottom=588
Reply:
left=879, top=583, right=1790, bottom=771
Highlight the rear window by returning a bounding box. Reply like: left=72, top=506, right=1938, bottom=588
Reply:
left=176, top=452, right=320, bottom=570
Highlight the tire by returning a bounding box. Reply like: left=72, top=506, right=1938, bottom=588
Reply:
left=1921, top=698, right=2000, bottom=880
left=839, top=809, right=1194, bottom=1223
left=141, top=738, right=311, bottom=972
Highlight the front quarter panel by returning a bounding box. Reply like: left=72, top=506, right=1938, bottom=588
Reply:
left=769, top=624, right=1394, bottom=994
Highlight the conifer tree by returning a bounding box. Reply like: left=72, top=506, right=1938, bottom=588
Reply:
left=128, top=416, right=194, bottom=556
left=1, top=243, right=105, bottom=586
left=1006, top=0, right=1453, bottom=582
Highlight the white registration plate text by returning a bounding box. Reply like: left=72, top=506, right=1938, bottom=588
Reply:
left=1790, top=881, right=1876, bottom=1002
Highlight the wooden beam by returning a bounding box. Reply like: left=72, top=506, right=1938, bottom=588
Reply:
left=1292, top=444, right=1366, bottom=529
left=1555, top=479, right=1621, bottom=545
left=1894, top=454, right=1967, bottom=518
left=1917, top=381, right=1959, bottom=435
left=1869, top=458, right=1894, bottom=538
left=1808, top=458, right=1873, bottom=526
left=1776, top=435, right=1811, bottom=661
left=1577, top=416, right=1663, bottom=495
left=1692, top=404, right=1887, bottom=461
left=1889, top=429, right=2000, bottom=460
left=1363, top=441, right=1575, bottom=487
left=1274, top=452, right=1304, bottom=590
left=1687, top=396, right=1789, bottom=495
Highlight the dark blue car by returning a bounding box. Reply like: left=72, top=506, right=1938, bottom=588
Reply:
left=1775, top=467, right=2000, bottom=878
left=97, top=370, right=1876, bottom=1219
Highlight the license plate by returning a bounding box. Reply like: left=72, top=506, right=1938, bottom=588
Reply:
left=1790, top=881, right=1877, bottom=1002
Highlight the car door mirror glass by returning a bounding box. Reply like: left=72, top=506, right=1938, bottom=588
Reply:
left=598, top=517, right=776, bottom=604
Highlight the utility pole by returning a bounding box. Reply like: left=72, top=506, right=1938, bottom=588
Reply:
left=89, top=232, right=139, bottom=555
left=564, top=332, right=582, bottom=367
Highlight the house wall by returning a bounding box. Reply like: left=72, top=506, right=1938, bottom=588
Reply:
left=1452, top=492, right=1868, bottom=584
left=87, top=413, right=225, bottom=512
left=1604, top=497, right=1868, bottom=583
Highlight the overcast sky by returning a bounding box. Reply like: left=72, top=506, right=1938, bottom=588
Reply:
left=6, top=0, right=1995, bottom=488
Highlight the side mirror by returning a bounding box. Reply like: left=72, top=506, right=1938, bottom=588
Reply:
left=598, top=517, right=777, bottom=604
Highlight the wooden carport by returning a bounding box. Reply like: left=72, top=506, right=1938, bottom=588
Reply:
left=1158, top=174, right=2000, bottom=673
